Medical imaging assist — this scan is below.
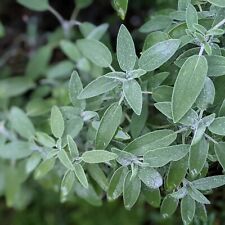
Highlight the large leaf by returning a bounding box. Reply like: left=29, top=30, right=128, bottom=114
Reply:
left=9, top=107, right=35, bottom=140
left=143, top=144, right=190, bottom=167
left=123, top=172, right=141, bottom=210
left=124, top=129, right=177, bottom=155
left=17, top=0, right=49, bottom=11
left=117, top=25, right=136, bottom=71
left=96, top=103, right=122, bottom=149
left=172, top=55, right=208, bottom=122
left=206, top=55, right=225, bottom=76
left=139, top=39, right=180, bottom=71
left=81, top=150, right=118, bottom=163
left=123, top=79, right=142, bottom=115
left=77, top=39, right=112, bottom=67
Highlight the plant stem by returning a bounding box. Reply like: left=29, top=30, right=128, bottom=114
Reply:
left=48, top=5, right=65, bottom=27
left=109, top=65, right=116, bottom=72
left=204, top=133, right=218, bottom=144
left=142, top=91, right=152, bottom=95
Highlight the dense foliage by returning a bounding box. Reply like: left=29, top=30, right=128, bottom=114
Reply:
left=1, top=0, right=225, bottom=224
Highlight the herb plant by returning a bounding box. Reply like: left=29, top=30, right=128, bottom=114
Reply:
left=1, top=0, right=225, bottom=224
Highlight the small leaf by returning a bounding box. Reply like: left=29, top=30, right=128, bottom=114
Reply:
left=181, top=195, right=196, bottom=225
left=17, top=0, right=49, bottom=11
left=117, top=24, right=136, bottom=71
left=172, top=55, right=208, bottom=122
left=108, top=166, right=129, bottom=200
left=78, top=76, right=119, bottom=99
left=206, top=55, right=225, bottom=77
left=81, top=150, right=118, bottom=163
left=189, top=138, right=209, bottom=178
left=9, top=107, right=35, bottom=140
left=113, top=0, right=128, bottom=20
left=123, top=79, right=142, bottom=115
left=186, top=4, right=198, bottom=31
left=123, top=172, right=141, bottom=210
left=60, top=40, right=81, bottom=62
left=67, top=135, right=79, bottom=158
left=214, top=142, right=225, bottom=170
left=74, top=163, right=88, bottom=189
left=58, top=149, right=74, bottom=170
left=61, top=170, right=75, bottom=201
left=143, top=144, right=190, bottom=167
left=50, top=106, right=64, bottom=138
left=96, top=103, right=122, bottom=149
left=124, top=129, right=177, bottom=155
left=192, top=175, right=225, bottom=190
left=34, top=158, right=56, bottom=179
left=77, top=39, right=112, bottom=67
left=139, top=39, right=180, bottom=72
left=208, top=117, right=225, bottom=135
left=188, top=186, right=210, bottom=204
left=36, top=132, right=55, bottom=148
left=142, top=187, right=161, bottom=208
left=196, top=203, right=208, bottom=223
left=160, top=195, right=178, bottom=218
left=138, top=167, right=163, bottom=189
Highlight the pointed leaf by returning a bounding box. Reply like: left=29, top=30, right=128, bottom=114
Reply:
left=181, top=195, right=196, bottom=225
left=208, top=117, right=225, bottom=135
left=50, top=106, right=64, bottom=138
left=74, top=163, right=88, bottom=189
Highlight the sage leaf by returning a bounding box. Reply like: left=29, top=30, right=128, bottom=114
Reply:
left=117, top=24, right=136, bottom=71
left=34, top=158, right=56, bottom=179
left=61, top=170, right=75, bottom=201
left=17, top=0, right=49, bottom=11
left=123, top=172, right=141, bottom=210
left=206, top=55, right=225, bottom=76
left=138, top=167, right=163, bottom=189
left=188, top=186, right=210, bottom=204
left=81, top=150, right=118, bottom=163
left=172, top=55, right=208, bottom=122
left=207, top=0, right=225, bottom=7
left=160, top=195, right=178, bottom=218
left=196, top=203, right=208, bottom=222
left=186, top=4, right=198, bottom=31
left=9, top=107, right=35, bottom=140
left=77, top=39, right=112, bottom=67
left=78, top=76, right=120, bottom=99
left=214, top=142, right=225, bottom=170
left=208, top=117, right=225, bottom=135
left=113, top=0, right=128, bottom=20
left=192, top=175, right=225, bottom=190
left=36, top=132, right=55, bottom=148
left=58, top=149, right=74, bottom=170
left=181, top=195, right=196, bottom=225
left=142, top=187, right=161, bottom=208
left=50, top=106, right=64, bottom=138
left=74, top=163, right=88, bottom=189
left=139, top=39, right=181, bottom=71
left=143, top=144, right=190, bottom=167
left=124, top=129, right=177, bottom=155
left=123, top=79, right=142, bottom=115
left=67, top=135, right=79, bottom=158
left=107, top=166, right=128, bottom=200
left=96, top=103, right=122, bottom=149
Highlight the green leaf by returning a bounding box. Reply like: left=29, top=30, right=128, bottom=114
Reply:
left=127, top=69, right=146, bottom=79
left=189, top=138, right=209, bottom=178
left=117, top=24, right=136, bottom=71
left=107, top=166, right=128, bottom=200
left=77, top=39, right=112, bottom=67
left=188, top=186, right=210, bottom=204
left=123, top=172, right=141, bottom=210
left=17, top=0, right=49, bottom=11
left=60, top=40, right=81, bottom=62
left=214, top=142, right=225, bottom=170
left=87, top=23, right=109, bottom=40
left=78, top=76, right=119, bottom=99
left=142, top=187, right=161, bottom=208
left=58, top=149, right=74, bottom=170
left=50, top=106, right=64, bottom=138
left=123, top=79, right=142, bottom=115
left=113, top=0, right=128, bottom=20
left=186, top=4, right=198, bottom=31
left=152, top=85, right=173, bottom=102
left=181, top=195, right=196, bottom=225
left=206, top=55, right=225, bottom=76
left=96, top=103, right=122, bottom=149
left=81, top=150, right=118, bottom=164
left=166, top=156, right=188, bottom=191
left=208, top=117, right=225, bottom=135
left=67, top=135, right=79, bottom=158
left=196, top=203, right=207, bottom=223
left=143, top=144, right=190, bottom=167
left=76, top=0, right=93, bottom=9
left=0, top=141, right=33, bottom=160
left=36, top=132, right=55, bottom=148
left=139, top=39, right=180, bottom=72
left=9, top=107, right=35, bottom=140
left=124, top=129, right=177, bottom=155
left=26, top=152, right=42, bottom=174
left=172, top=55, right=208, bottom=122
left=34, top=158, right=56, bottom=179
left=87, top=164, right=108, bottom=191
left=207, top=0, right=225, bottom=7
left=195, top=77, right=215, bottom=110
left=160, top=195, right=178, bottom=218
left=61, top=170, right=75, bottom=201
left=192, top=175, right=225, bottom=190
left=74, top=163, right=88, bottom=189
left=138, top=167, right=163, bottom=189
left=69, top=71, right=86, bottom=110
